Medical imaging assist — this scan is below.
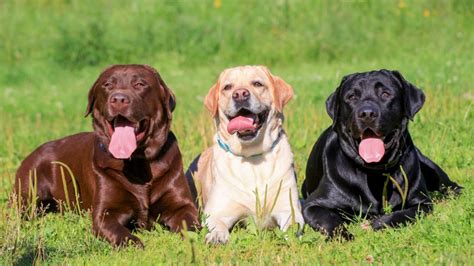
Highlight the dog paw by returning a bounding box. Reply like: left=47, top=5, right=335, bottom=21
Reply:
left=371, top=218, right=388, bottom=231
left=114, top=234, right=144, bottom=249
left=205, top=230, right=229, bottom=244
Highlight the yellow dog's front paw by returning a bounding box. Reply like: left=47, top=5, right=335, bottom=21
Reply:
left=205, top=230, right=230, bottom=244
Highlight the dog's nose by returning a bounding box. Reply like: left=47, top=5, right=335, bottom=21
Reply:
left=109, top=93, right=130, bottom=109
left=232, top=88, right=250, bottom=102
left=357, top=106, right=379, bottom=122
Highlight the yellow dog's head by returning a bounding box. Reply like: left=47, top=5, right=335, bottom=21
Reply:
left=205, top=65, right=294, bottom=156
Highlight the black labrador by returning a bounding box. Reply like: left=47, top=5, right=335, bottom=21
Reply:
left=302, top=69, right=461, bottom=238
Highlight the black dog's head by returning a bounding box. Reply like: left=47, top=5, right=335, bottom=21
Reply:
left=326, top=70, right=425, bottom=166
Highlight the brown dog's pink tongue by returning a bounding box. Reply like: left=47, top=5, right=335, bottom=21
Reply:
left=359, top=138, right=385, bottom=163
left=227, top=116, right=256, bottom=134
left=109, top=126, right=137, bottom=159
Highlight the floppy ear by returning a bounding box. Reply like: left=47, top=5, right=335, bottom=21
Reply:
left=271, top=75, right=294, bottom=112
left=259, top=66, right=294, bottom=112
left=157, top=74, right=176, bottom=120
left=84, top=76, right=102, bottom=117
left=326, top=75, right=350, bottom=121
left=325, top=91, right=337, bottom=120
left=391, top=70, right=425, bottom=119
left=84, top=86, right=95, bottom=117
left=143, top=65, right=176, bottom=120
left=204, top=82, right=219, bottom=117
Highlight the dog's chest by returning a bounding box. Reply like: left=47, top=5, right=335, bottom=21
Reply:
left=212, top=143, right=294, bottom=201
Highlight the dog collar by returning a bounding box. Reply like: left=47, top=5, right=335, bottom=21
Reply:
left=216, top=130, right=282, bottom=158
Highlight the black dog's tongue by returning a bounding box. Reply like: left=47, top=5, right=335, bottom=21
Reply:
left=359, top=137, right=385, bottom=163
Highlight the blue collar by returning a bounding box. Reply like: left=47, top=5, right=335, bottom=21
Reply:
left=216, top=130, right=283, bottom=157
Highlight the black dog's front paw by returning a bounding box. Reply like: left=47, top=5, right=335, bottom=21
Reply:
left=371, top=217, right=388, bottom=231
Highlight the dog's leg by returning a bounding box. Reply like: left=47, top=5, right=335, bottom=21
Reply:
left=416, top=148, right=462, bottom=194
left=273, top=211, right=305, bottom=231
left=92, top=208, right=143, bottom=248
left=272, top=186, right=305, bottom=231
left=303, top=205, right=351, bottom=239
left=157, top=199, right=200, bottom=232
left=372, top=203, right=431, bottom=230
left=203, top=196, right=243, bottom=244
left=205, top=214, right=240, bottom=244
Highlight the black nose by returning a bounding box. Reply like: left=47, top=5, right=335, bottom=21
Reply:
left=357, top=106, right=379, bottom=122
left=232, top=88, right=250, bottom=102
left=110, top=93, right=130, bottom=110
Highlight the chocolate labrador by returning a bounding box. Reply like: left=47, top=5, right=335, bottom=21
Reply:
left=14, top=64, right=199, bottom=248
left=302, top=69, right=461, bottom=238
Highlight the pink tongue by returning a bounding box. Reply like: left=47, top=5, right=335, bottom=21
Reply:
left=359, top=138, right=385, bottom=163
left=108, top=126, right=137, bottom=159
left=227, top=116, right=257, bottom=134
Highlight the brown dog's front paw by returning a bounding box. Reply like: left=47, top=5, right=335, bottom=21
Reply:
left=166, top=212, right=200, bottom=232
left=114, top=234, right=144, bottom=249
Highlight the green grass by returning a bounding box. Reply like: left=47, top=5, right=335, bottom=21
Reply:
left=0, top=0, right=473, bottom=264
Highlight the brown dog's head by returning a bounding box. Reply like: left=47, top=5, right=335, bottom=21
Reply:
left=85, top=64, right=175, bottom=159
left=205, top=66, right=293, bottom=156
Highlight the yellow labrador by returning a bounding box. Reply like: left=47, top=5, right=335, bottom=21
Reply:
left=186, top=66, right=304, bottom=244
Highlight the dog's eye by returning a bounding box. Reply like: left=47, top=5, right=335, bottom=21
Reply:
left=381, top=91, right=391, bottom=98
left=134, top=82, right=146, bottom=88
left=347, top=94, right=359, bottom=101
left=223, top=84, right=232, bottom=91
left=103, top=82, right=113, bottom=89
left=252, top=81, right=264, bottom=87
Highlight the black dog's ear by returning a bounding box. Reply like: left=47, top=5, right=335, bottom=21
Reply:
left=326, top=75, right=350, bottom=121
left=325, top=91, right=337, bottom=120
left=391, top=70, right=425, bottom=120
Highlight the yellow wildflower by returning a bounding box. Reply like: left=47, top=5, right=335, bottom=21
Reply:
left=398, top=0, right=407, bottom=9
left=423, top=9, right=430, bottom=17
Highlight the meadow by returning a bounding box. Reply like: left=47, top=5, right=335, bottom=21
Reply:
left=0, top=0, right=473, bottom=264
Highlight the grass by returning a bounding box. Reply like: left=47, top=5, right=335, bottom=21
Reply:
left=0, top=0, right=473, bottom=264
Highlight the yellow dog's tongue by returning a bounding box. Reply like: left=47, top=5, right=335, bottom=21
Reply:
left=109, top=126, right=137, bottom=159
left=359, top=138, right=385, bottom=163
left=227, top=116, right=257, bottom=134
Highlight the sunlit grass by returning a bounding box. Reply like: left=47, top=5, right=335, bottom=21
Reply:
left=0, top=0, right=473, bottom=264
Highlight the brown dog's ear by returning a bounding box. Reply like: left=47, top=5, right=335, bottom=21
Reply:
left=390, top=70, right=425, bottom=120
left=143, top=65, right=176, bottom=120
left=84, top=86, right=95, bottom=117
left=84, top=75, right=103, bottom=117
left=204, top=82, right=220, bottom=117
left=158, top=77, right=176, bottom=120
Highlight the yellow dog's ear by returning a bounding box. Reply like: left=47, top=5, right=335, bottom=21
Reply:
left=204, top=81, right=220, bottom=117
left=259, top=66, right=294, bottom=112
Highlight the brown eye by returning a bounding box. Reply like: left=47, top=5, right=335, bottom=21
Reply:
left=135, top=82, right=145, bottom=87
left=223, top=84, right=232, bottom=91
left=381, top=91, right=391, bottom=98
left=252, top=81, right=263, bottom=87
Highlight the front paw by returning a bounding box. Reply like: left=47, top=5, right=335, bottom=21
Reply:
left=372, top=216, right=389, bottom=231
left=115, top=234, right=144, bottom=249
left=205, top=230, right=230, bottom=245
